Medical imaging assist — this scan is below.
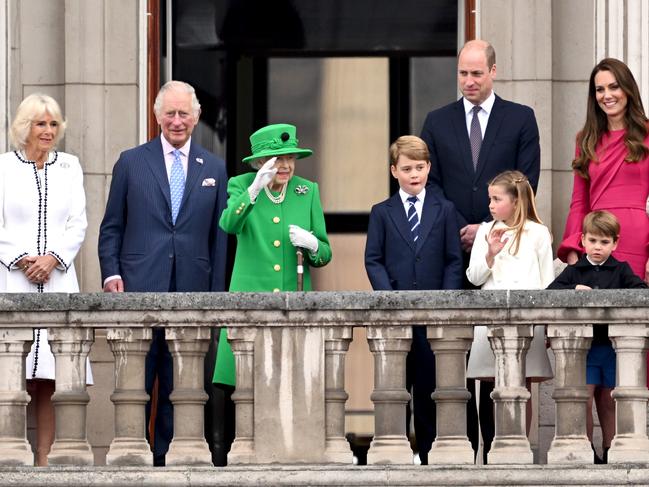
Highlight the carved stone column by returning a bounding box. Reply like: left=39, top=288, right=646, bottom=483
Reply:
left=0, top=328, right=34, bottom=466
left=428, top=325, right=474, bottom=464
left=366, top=326, right=412, bottom=464
left=546, top=324, right=592, bottom=464
left=487, top=324, right=533, bottom=464
left=47, top=327, right=94, bottom=465
left=165, top=327, right=212, bottom=466
left=608, top=324, right=649, bottom=463
left=324, top=326, right=353, bottom=463
left=227, top=327, right=257, bottom=464
left=105, top=328, right=152, bottom=466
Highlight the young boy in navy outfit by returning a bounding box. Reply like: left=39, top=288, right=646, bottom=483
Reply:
left=365, top=135, right=463, bottom=464
left=548, top=210, right=647, bottom=463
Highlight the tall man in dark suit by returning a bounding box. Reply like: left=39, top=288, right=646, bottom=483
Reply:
left=420, top=40, right=541, bottom=463
left=98, top=80, right=228, bottom=466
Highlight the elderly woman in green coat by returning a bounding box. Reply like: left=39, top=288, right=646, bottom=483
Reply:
left=213, top=123, right=332, bottom=386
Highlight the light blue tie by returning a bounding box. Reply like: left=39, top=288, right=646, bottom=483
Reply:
left=170, top=149, right=185, bottom=224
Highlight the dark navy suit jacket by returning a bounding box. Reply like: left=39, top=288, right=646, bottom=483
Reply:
left=420, top=95, right=540, bottom=228
left=98, top=136, right=228, bottom=292
left=365, top=190, right=463, bottom=291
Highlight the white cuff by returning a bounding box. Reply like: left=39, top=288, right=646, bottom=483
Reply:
left=103, top=275, right=122, bottom=287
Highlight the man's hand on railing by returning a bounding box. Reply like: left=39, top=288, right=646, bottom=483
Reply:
left=103, top=278, right=124, bottom=292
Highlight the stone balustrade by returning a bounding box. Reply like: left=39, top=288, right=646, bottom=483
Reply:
left=0, top=290, right=647, bottom=469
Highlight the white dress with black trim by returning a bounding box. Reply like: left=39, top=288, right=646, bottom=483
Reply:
left=0, top=150, right=92, bottom=382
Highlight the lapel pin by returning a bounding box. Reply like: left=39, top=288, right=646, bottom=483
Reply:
left=295, top=185, right=309, bottom=195
left=196, top=157, right=204, bottom=164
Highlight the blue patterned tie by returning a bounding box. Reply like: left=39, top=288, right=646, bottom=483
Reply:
left=170, top=149, right=185, bottom=224
left=407, top=196, right=420, bottom=242
left=470, top=105, right=482, bottom=169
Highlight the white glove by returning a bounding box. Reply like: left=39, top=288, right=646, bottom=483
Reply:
left=289, top=224, right=319, bottom=253
left=248, top=157, right=277, bottom=202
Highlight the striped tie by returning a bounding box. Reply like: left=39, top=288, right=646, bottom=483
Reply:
left=407, top=196, right=420, bottom=242
left=170, top=149, right=185, bottom=224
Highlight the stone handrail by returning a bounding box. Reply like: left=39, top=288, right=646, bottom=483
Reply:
left=0, top=290, right=647, bottom=466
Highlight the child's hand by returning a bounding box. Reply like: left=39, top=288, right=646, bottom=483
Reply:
left=486, top=227, right=509, bottom=256
left=575, top=284, right=592, bottom=290
left=485, top=227, right=509, bottom=268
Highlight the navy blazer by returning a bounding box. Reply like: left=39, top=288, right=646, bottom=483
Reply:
left=365, top=190, right=463, bottom=291
left=98, top=137, right=228, bottom=292
left=420, top=95, right=540, bottom=228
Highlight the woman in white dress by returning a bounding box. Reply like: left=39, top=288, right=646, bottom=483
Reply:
left=1, top=94, right=88, bottom=465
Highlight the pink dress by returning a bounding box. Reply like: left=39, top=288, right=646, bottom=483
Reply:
left=558, top=129, right=649, bottom=278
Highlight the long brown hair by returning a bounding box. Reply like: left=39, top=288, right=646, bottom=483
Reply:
left=573, top=58, right=649, bottom=179
left=488, top=170, right=544, bottom=255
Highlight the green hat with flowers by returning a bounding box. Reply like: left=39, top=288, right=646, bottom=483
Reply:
left=242, top=123, right=313, bottom=164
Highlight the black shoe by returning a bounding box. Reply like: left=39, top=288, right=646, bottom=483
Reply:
left=591, top=443, right=603, bottom=464
left=419, top=452, right=428, bottom=465
left=153, top=455, right=166, bottom=467
left=603, top=447, right=609, bottom=464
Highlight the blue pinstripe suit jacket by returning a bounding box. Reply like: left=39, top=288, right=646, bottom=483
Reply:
left=98, top=136, right=228, bottom=292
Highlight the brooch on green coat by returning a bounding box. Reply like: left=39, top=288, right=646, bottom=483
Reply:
left=295, top=185, right=309, bottom=195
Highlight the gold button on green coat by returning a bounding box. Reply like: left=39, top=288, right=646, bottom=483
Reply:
left=273, top=240, right=281, bottom=247
left=213, top=173, right=331, bottom=387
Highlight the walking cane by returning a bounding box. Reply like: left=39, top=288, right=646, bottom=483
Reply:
left=296, top=249, right=304, bottom=291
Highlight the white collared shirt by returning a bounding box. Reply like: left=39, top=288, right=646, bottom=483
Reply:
left=586, top=255, right=609, bottom=266
left=463, top=91, right=495, bottom=139
left=160, top=134, right=190, bottom=181
left=399, top=187, right=426, bottom=222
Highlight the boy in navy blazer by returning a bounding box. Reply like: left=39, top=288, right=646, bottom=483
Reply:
left=365, top=135, right=463, bottom=464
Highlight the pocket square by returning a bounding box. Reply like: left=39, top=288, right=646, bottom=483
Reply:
left=202, top=178, right=216, bottom=187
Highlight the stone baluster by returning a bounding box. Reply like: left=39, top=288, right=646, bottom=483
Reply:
left=608, top=324, right=649, bottom=463
left=324, top=326, right=353, bottom=463
left=428, top=325, right=474, bottom=464
left=487, top=324, right=533, bottom=464
left=48, top=327, right=95, bottom=465
left=165, top=327, right=212, bottom=466
left=227, top=327, right=257, bottom=464
left=547, top=324, right=592, bottom=464
left=366, top=326, right=412, bottom=464
left=105, top=328, right=152, bottom=465
left=0, top=328, right=34, bottom=465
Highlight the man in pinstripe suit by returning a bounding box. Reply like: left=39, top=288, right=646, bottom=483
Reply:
left=98, top=80, right=228, bottom=466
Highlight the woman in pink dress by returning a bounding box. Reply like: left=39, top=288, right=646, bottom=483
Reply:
left=558, top=58, right=649, bottom=458
left=559, top=58, right=649, bottom=280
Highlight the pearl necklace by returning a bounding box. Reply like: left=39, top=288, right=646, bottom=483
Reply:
left=264, top=184, right=287, bottom=204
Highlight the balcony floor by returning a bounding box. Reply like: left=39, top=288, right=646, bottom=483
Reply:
left=2, top=464, right=649, bottom=486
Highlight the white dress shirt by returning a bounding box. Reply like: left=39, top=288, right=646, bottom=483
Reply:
left=161, top=134, right=190, bottom=180
left=463, top=91, right=496, bottom=139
